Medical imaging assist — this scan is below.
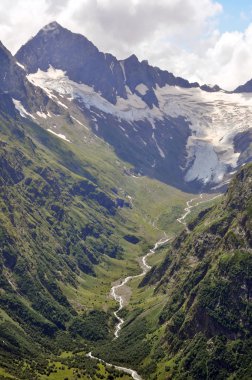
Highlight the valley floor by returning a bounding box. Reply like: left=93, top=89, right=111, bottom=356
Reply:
left=0, top=185, right=221, bottom=380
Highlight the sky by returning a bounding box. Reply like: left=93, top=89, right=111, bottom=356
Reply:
left=1, top=0, right=252, bottom=90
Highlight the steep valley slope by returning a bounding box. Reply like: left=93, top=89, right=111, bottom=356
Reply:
left=0, top=76, right=192, bottom=380
left=101, top=164, right=251, bottom=380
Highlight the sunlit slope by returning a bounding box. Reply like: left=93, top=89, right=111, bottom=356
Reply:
left=0, top=95, right=194, bottom=379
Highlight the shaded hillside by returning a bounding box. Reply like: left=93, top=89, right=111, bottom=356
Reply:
left=143, top=164, right=252, bottom=379
left=0, top=100, right=132, bottom=378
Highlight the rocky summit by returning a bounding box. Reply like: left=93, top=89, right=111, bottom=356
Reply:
left=14, top=22, right=252, bottom=191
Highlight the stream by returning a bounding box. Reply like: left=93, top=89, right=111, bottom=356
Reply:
left=87, top=351, right=143, bottom=380
left=87, top=193, right=220, bottom=379
left=87, top=237, right=170, bottom=380
left=111, top=236, right=170, bottom=339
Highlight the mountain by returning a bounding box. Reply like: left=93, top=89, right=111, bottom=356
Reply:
left=0, top=41, right=53, bottom=114
left=0, top=41, right=30, bottom=99
left=132, top=164, right=252, bottom=379
left=234, top=78, right=252, bottom=93
left=0, top=38, right=193, bottom=379
left=0, top=22, right=252, bottom=380
left=16, top=22, right=199, bottom=106
left=14, top=22, right=252, bottom=191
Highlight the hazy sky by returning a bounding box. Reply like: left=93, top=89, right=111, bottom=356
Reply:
left=1, top=0, right=252, bottom=90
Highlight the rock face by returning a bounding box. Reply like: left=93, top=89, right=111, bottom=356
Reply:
left=16, top=22, right=199, bottom=107
left=0, top=41, right=57, bottom=116
left=0, top=42, right=25, bottom=95
left=16, top=22, right=126, bottom=105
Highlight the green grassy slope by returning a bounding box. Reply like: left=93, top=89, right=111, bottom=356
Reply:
left=0, top=100, right=194, bottom=379
left=91, top=166, right=251, bottom=380
left=131, top=164, right=252, bottom=379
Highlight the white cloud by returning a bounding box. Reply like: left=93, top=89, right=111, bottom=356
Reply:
left=172, top=25, right=252, bottom=90
left=45, top=0, right=70, bottom=14
left=0, top=0, right=251, bottom=90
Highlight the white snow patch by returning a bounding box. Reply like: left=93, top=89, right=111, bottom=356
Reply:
left=27, top=67, right=160, bottom=124
left=27, top=67, right=70, bottom=100
left=57, top=100, right=68, bottom=109
left=154, top=85, right=252, bottom=183
left=152, top=132, right=165, bottom=158
left=12, top=98, right=36, bottom=119
left=151, top=159, right=156, bottom=168
left=211, top=179, right=231, bottom=190
left=16, top=61, right=25, bottom=70
left=140, top=138, right=147, bottom=146
left=120, top=61, right=126, bottom=83
left=47, top=129, right=71, bottom=142
left=125, top=86, right=132, bottom=95
left=71, top=116, right=88, bottom=129
left=149, top=119, right=156, bottom=129
left=36, top=111, right=47, bottom=119
left=135, top=83, right=149, bottom=96
left=184, top=140, right=226, bottom=184
left=42, top=22, right=59, bottom=33
left=27, top=67, right=252, bottom=185
left=110, top=62, right=115, bottom=73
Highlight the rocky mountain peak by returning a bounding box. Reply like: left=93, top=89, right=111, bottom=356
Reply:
left=16, top=22, right=203, bottom=106
left=40, top=21, right=62, bottom=33
left=16, top=22, right=126, bottom=104
left=12, top=23, right=252, bottom=190
left=234, top=78, right=252, bottom=93
left=124, top=54, right=139, bottom=65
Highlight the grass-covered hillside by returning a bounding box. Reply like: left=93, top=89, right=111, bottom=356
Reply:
left=0, top=95, right=193, bottom=379
left=139, top=164, right=252, bottom=379
left=0, top=98, right=127, bottom=378
left=1, top=94, right=250, bottom=380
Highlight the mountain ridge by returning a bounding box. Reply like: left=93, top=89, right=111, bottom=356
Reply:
left=12, top=22, right=252, bottom=191
left=16, top=21, right=219, bottom=107
left=234, top=78, right=252, bottom=93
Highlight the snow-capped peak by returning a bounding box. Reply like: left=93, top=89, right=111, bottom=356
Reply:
left=41, top=21, right=62, bottom=33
